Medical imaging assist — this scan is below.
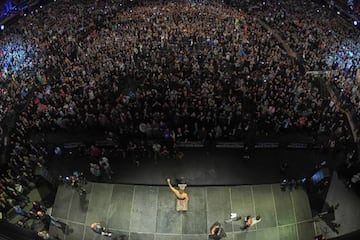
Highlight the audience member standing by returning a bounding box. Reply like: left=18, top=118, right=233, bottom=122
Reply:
left=99, top=157, right=113, bottom=180
left=90, top=163, right=102, bottom=181
left=37, top=210, right=67, bottom=233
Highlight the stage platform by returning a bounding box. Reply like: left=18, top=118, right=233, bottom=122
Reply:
left=50, top=182, right=315, bottom=240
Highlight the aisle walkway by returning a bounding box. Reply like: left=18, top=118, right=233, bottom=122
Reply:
left=46, top=147, right=343, bottom=186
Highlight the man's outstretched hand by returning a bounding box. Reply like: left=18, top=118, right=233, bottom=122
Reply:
left=167, top=178, right=171, bottom=183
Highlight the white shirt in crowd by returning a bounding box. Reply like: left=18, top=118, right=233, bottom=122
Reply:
left=99, top=157, right=110, bottom=169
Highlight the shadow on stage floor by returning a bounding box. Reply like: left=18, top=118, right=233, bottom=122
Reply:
left=50, top=182, right=315, bottom=240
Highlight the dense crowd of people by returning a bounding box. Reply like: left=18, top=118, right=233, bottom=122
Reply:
left=0, top=0, right=359, bottom=228
left=243, top=0, right=360, bottom=132
left=4, top=0, right=351, bottom=145
left=0, top=135, right=48, bottom=214
left=232, top=0, right=360, bottom=189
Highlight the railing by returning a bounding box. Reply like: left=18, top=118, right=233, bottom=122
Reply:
left=57, top=139, right=327, bottom=151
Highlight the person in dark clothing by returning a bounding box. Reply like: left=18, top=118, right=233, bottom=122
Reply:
left=16, top=219, right=30, bottom=229
left=37, top=211, right=67, bottom=233
left=32, top=201, right=47, bottom=213
left=209, top=222, right=226, bottom=240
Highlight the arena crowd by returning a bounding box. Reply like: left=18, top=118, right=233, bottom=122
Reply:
left=0, top=0, right=359, bottom=236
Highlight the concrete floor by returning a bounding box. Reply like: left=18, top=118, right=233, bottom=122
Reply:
left=49, top=182, right=315, bottom=240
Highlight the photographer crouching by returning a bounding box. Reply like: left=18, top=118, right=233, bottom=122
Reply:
left=58, top=171, right=87, bottom=196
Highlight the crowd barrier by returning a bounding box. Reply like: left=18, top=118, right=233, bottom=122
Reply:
left=60, top=140, right=325, bottom=150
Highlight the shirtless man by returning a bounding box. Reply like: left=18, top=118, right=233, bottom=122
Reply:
left=166, top=178, right=189, bottom=211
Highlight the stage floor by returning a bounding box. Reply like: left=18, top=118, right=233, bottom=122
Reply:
left=50, top=182, right=315, bottom=240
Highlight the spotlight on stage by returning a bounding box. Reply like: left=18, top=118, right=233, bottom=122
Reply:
left=0, top=25, right=4, bottom=31
left=354, top=20, right=358, bottom=26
